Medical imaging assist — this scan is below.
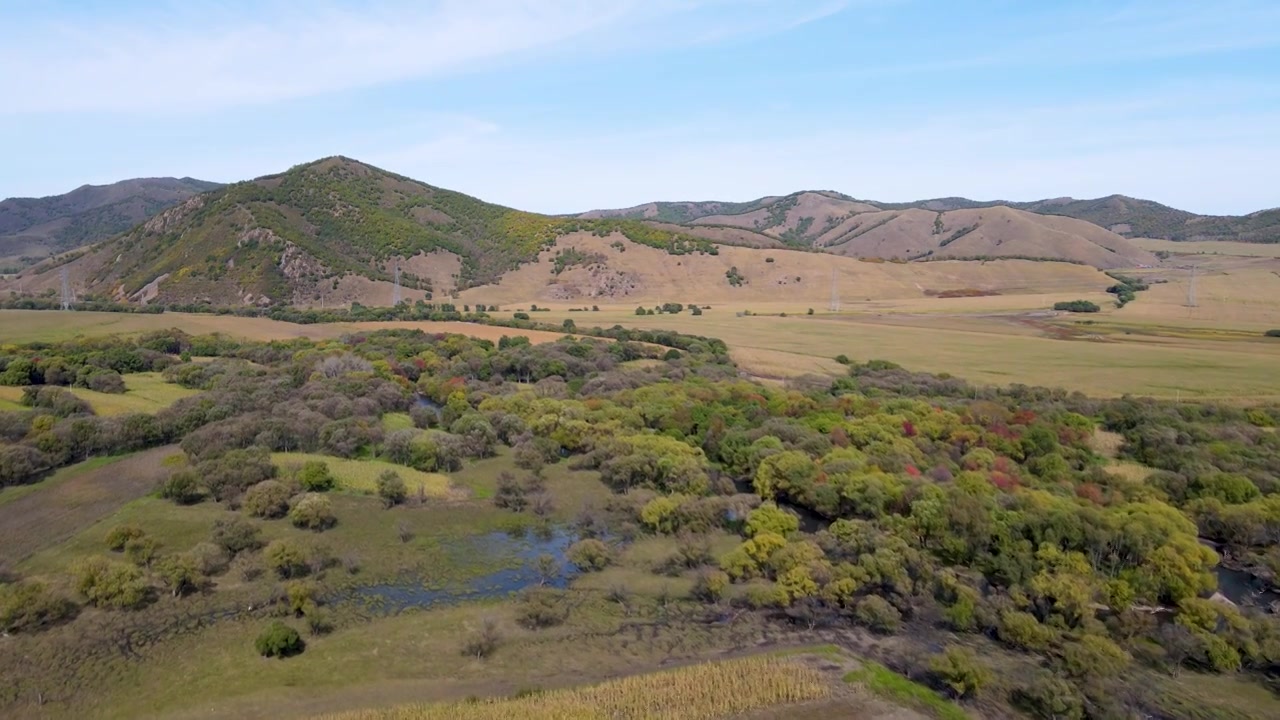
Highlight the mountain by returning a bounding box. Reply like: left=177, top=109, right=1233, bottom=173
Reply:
left=11, top=157, right=722, bottom=307
left=583, top=191, right=1157, bottom=268
left=588, top=192, right=1280, bottom=245
left=0, top=177, right=223, bottom=271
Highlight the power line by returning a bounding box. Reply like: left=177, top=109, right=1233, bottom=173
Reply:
left=392, top=262, right=401, bottom=306
left=829, top=268, right=840, bottom=312
left=1187, top=263, right=1197, bottom=308
left=60, top=267, right=72, bottom=311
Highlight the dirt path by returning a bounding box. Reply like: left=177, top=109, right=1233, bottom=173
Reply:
left=0, top=446, right=177, bottom=565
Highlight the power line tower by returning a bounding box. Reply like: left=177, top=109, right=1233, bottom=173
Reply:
left=1187, top=263, right=1197, bottom=308
left=828, top=268, right=840, bottom=312
left=60, top=267, right=72, bottom=310
left=392, top=262, right=402, bottom=306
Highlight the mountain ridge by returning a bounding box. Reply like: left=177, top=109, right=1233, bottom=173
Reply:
left=0, top=176, right=223, bottom=271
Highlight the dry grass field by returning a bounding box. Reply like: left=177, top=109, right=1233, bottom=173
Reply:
left=1131, top=237, right=1280, bottom=258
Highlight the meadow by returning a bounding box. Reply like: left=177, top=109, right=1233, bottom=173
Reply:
left=271, top=453, right=454, bottom=498
left=0, top=372, right=199, bottom=416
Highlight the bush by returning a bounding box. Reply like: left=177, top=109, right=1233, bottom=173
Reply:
left=566, top=539, right=611, bottom=571
left=255, top=621, right=305, bottom=658
left=124, top=536, right=161, bottom=567
left=929, top=646, right=992, bottom=699
left=297, top=460, right=336, bottom=491
left=0, top=581, right=78, bottom=633
left=1266, top=329, right=1280, bottom=338
left=105, top=524, right=145, bottom=552
left=1053, top=300, right=1100, bottom=313
left=517, top=589, right=569, bottom=629
left=289, top=493, right=336, bottom=531
left=462, top=616, right=502, bottom=659
left=493, top=471, right=527, bottom=511
left=376, top=470, right=407, bottom=507
left=159, top=470, right=202, bottom=505
left=854, top=595, right=902, bottom=633
left=211, top=516, right=263, bottom=556
left=264, top=539, right=309, bottom=578
left=691, top=569, right=730, bottom=602
left=834, top=354, right=851, bottom=365
left=243, top=480, right=293, bottom=519
left=74, top=558, right=150, bottom=609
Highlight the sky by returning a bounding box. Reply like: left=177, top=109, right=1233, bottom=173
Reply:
left=2, top=0, right=1279, bottom=214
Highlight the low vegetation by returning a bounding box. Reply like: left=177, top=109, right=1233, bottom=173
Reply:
left=1053, top=299, right=1101, bottom=313
left=315, top=656, right=829, bottom=720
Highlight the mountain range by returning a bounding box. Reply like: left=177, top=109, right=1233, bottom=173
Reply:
left=2, top=156, right=1275, bottom=308
left=0, top=177, right=223, bottom=271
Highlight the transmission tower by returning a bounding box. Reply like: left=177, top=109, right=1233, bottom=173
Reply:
left=60, top=267, right=72, bottom=310
left=392, top=263, right=402, bottom=306
left=828, top=268, right=840, bottom=312
left=1187, top=263, right=1197, bottom=308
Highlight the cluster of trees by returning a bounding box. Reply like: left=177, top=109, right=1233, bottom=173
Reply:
left=1105, top=273, right=1150, bottom=308
left=1054, top=300, right=1101, bottom=313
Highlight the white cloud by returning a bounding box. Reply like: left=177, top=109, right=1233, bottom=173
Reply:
left=0, top=0, right=847, bottom=115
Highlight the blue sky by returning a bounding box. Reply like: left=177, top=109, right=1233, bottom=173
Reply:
left=2, top=0, right=1278, bottom=214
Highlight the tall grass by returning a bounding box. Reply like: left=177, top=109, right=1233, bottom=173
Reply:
left=315, top=656, right=829, bottom=720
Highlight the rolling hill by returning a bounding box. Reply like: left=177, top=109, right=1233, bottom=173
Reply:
left=5, top=157, right=724, bottom=307
left=587, top=192, right=1280, bottom=245
left=0, top=177, right=222, bottom=271
left=584, top=190, right=1157, bottom=268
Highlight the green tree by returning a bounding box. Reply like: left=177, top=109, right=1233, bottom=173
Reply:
left=567, top=539, right=612, bottom=572
left=289, top=493, right=336, bottom=531
left=74, top=558, right=150, bottom=609
left=929, top=646, right=992, bottom=699
left=376, top=470, right=407, bottom=507
left=0, top=581, right=77, bottom=633
left=243, top=480, right=293, bottom=519
left=264, top=539, right=309, bottom=578
left=297, top=460, right=336, bottom=491
left=255, top=621, right=305, bottom=658
left=744, top=501, right=800, bottom=538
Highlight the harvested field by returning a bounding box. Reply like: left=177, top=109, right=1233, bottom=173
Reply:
left=0, top=446, right=178, bottom=564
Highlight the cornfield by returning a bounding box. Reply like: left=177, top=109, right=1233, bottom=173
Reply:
left=314, top=656, right=831, bottom=720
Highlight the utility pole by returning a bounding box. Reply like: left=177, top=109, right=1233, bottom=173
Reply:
left=60, top=267, right=72, bottom=310
left=829, top=268, right=840, bottom=312
left=392, top=262, right=401, bottom=306
left=1187, top=264, right=1197, bottom=308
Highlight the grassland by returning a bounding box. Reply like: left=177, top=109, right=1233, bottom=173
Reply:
left=844, top=661, right=969, bottom=720
left=314, top=656, right=831, bottom=720
left=1131, top=237, right=1280, bottom=257
left=0, top=447, right=178, bottom=565
left=272, top=453, right=454, bottom=498
left=0, top=310, right=572, bottom=345
left=0, top=372, right=199, bottom=416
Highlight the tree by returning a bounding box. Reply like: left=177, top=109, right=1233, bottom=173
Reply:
left=297, top=460, right=336, bottom=491
left=854, top=595, right=902, bottom=634
left=517, top=589, right=569, bottom=629
left=376, top=470, right=407, bottom=507
left=264, top=539, right=309, bottom=578
left=157, top=553, right=205, bottom=597
left=159, top=470, right=202, bottom=505
left=1053, top=300, right=1100, bottom=313
left=105, top=524, right=146, bottom=552
left=255, top=621, right=305, bottom=658
left=567, top=539, right=612, bottom=572
left=211, top=516, right=262, bottom=556
left=244, top=480, right=293, bottom=519
left=929, top=646, right=992, bottom=699
left=691, top=569, right=730, bottom=602
left=745, top=502, right=800, bottom=538
left=1059, top=635, right=1130, bottom=680
left=289, top=493, right=336, bottom=531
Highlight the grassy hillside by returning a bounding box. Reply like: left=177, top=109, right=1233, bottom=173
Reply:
left=26, top=157, right=721, bottom=307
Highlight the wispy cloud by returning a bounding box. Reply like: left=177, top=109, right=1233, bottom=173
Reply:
left=0, top=0, right=848, bottom=115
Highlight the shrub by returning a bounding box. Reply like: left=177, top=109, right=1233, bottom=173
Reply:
left=264, top=539, right=309, bottom=578
left=744, top=502, right=799, bottom=538
left=297, top=460, right=336, bottom=491
left=124, top=536, right=161, bottom=567
left=105, top=524, right=145, bottom=552
left=854, top=595, right=902, bottom=633
left=289, top=493, right=336, bottom=531
left=566, top=539, right=611, bottom=571
left=691, top=569, right=730, bottom=602
left=243, top=480, right=293, bottom=519
left=1053, top=300, right=1100, bottom=313
left=517, top=589, right=569, bottom=629
left=211, top=516, right=263, bottom=556
left=0, top=581, right=78, bottom=633
left=1266, top=329, right=1280, bottom=338
left=159, top=470, right=202, bottom=505
left=834, top=354, right=851, bottom=365
left=462, top=616, right=502, bottom=659
left=376, top=470, right=407, bottom=507
left=493, top=471, right=527, bottom=511
left=285, top=580, right=319, bottom=616
left=74, top=558, right=150, bottom=609
left=929, top=646, right=992, bottom=699
left=255, top=621, right=304, bottom=658
left=156, top=553, right=205, bottom=597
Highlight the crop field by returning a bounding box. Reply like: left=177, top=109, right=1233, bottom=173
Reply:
left=272, top=453, right=455, bottom=498
left=315, top=656, right=831, bottom=720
